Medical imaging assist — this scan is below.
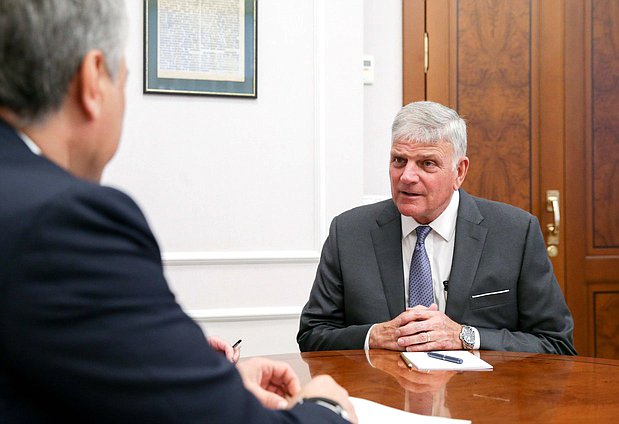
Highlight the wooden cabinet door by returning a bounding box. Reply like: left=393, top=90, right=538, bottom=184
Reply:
left=403, top=0, right=619, bottom=358
left=566, top=0, right=619, bottom=359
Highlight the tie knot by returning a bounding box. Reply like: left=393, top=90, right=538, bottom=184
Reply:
left=416, top=226, right=432, bottom=243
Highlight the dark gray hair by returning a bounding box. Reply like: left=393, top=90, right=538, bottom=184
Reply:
left=0, top=0, right=128, bottom=125
left=391, top=101, right=467, bottom=168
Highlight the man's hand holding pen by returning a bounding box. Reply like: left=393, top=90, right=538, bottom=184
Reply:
left=207, top=335, right=241, bottom=363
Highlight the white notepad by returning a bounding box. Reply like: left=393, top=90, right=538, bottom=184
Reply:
left=351, top=397, right=471, bottom=423
left=402, top=350, right=493, bottom=371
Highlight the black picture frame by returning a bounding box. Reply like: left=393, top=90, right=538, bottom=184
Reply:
left=144, top=0, right=257, bottom=97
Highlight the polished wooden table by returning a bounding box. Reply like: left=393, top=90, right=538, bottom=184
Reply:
left=264, top=350, right=619, bottom=423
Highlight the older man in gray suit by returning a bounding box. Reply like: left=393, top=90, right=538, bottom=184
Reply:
left=298, top=101, right=576, bottom=355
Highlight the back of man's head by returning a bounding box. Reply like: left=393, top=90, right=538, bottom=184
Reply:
left=0, top=0, right=128, bottom=126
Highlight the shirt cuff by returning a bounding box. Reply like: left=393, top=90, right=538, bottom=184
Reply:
left=364, top=324, right=376, bottom=351
left=472, top=326, right=481, bottom=350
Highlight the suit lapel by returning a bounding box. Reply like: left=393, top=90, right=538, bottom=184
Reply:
left=446, top=190, right=487, bottom=323
left=371, top=201, right=406, bottom=318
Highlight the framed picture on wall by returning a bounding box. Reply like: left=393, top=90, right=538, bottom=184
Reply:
left=144, top=0, right=257, bottom=97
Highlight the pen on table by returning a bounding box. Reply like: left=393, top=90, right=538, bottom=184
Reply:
left=427, top=352, right=463, bottom=364
left=232, top=339, right=242, bottom=350
left=400, top=352, right=414, bottom=369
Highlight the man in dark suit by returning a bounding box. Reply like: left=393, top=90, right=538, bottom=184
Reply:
left=0, top=1, right=355, bottom=422
left=298, top=101, right=576, bottom=355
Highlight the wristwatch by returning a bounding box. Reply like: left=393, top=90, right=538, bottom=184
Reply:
left=300, top=397, right=349, bottom=421
left=459, top=325, right=476, bottom=350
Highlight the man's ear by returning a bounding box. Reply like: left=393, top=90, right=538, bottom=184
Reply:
left=453, top=156, right=469, bottom=190
left=75, top=50, right=107, bottom=120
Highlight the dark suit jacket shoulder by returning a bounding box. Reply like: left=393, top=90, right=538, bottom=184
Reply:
left=0, top=120, right=344, bottom=423
left=298, top=191, right=576, bottom=355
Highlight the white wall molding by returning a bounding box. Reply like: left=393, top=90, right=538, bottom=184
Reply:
left=161, top=1, right=328, bottom=267
left=187, top=306, right=302, bottom=323
left=162, top=250, right=320, bottom=266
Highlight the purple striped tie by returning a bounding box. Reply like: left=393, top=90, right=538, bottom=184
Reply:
left=408, top=226, right=433, bottom=307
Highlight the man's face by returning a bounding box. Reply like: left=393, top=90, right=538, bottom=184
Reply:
left=389, top=139, right=468, bottom=224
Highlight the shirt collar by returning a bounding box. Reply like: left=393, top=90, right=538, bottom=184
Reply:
left=401, top=190, right=460, bottom=242
left=17, top=130, right=42, bottom=155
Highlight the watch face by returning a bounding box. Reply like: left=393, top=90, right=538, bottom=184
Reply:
left=463, top=326, right=474, bottom=343
left=460, top=326, right=475, bottom=348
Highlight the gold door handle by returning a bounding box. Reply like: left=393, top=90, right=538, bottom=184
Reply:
left=546, top=190, right=560, bottom=257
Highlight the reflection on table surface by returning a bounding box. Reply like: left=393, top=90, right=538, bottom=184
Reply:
left=260, top=350, right=619, bottom=424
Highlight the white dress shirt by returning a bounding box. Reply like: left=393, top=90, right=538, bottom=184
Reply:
left=18, top=130, right=41, bottom=155
left=401, top=190, right=460, bottom=312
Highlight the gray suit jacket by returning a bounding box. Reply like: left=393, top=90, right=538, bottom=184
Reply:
left=297, top=190, right=576, bottom=355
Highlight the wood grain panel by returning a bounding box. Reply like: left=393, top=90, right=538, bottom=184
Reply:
left=592, top=0, right=619, bottom=248
left=565, top=0, right=589, bottom=355
left=457, top=0, right=531, bottom=210
left=402, top=0, right=426, bottom=104
left=425, top=0, right=451, bottom=105
left=594, top=291, right=619, bottom=359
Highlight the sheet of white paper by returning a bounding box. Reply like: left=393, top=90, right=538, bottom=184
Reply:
left=351, top=397, right=471, bottom=423
left=402, top=350, right=493, bottom=371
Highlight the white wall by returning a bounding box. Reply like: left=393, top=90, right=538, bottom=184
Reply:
left=363, top=0, right=403, bottom=202
left=103, top=0, right=400, bottom=357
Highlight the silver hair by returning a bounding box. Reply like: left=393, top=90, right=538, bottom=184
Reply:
left=391, top=101, right=467, bottom=168
left=0, top=0, right=128, bottom=125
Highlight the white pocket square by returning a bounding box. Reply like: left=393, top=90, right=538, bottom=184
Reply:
left=471, top=289, right=510, bottom=299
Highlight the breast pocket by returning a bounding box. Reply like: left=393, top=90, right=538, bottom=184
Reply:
left=470, top=289, right=513, bottom=310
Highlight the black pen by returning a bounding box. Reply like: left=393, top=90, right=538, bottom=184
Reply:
left=427, top=352, right=463, bottom=364
left=232, top=339, right=242, bottom=349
